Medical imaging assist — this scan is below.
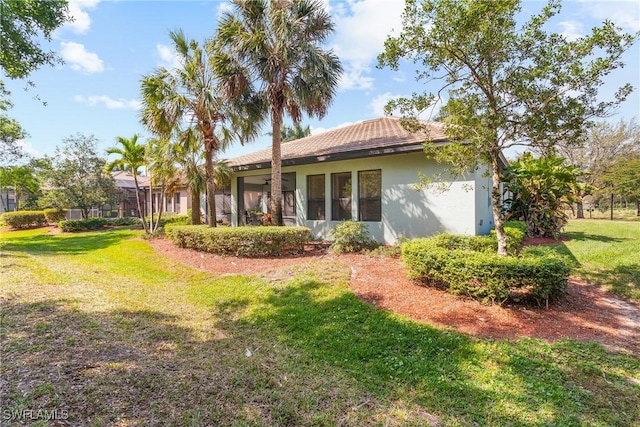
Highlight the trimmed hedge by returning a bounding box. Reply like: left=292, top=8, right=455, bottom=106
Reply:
left=157, top=214, right=190, bottom=227
left=428, top=221, right=527, bottom=256
left=2, top=211, right=47, bottom=228
left=108, top=217, right=141, bottom=226
left=166, top=225, right=312, bottom=257
left=401, top=223, right=569, bottom=305
left=59, top=218, right=109, bottom=232
left=44, top=209, right=68, bottom=223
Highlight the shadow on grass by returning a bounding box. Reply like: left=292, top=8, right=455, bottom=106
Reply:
left=0, top=229, right=137, bottom=255
left=3, top=283, right=639, bottom=426
left=562, top=231, right=627, bottom=243
left=579, top=264, right=640, bottom=300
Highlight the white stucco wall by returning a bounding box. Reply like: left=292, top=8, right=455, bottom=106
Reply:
left=474, top=164, right=495, bottom=235
left=231, top=151, right=492, bottom=244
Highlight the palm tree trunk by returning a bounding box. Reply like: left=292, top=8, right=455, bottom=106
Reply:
left=270, top=110, right=283, bottom=226
left=191, top=188, right=201, bottom=225
left=205, top=148, right=217, bottom=227
left=132, top=170, right=149, bottom=233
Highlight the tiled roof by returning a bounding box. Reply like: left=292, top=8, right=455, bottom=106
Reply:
left=228, top=117, right=447, bottom=168
left=111, top=171, right=150, bottom=188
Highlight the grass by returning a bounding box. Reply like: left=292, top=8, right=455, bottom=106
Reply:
left=526, top=219, right=640, bottom=300
left=1, top=227, right=639, bottom=426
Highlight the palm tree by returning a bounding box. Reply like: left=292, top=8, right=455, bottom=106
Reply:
left=213, top=0, right=342, bottom=225
left=140, top=29, right=261, bottom=227
left=105, top=134, right=149, bottom=233
left=146, top=137, right=178, bottom=233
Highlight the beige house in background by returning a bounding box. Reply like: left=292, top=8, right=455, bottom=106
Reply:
left=226, top=117, right=505, bottom=245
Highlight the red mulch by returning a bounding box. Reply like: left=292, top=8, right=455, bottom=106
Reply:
left=148, top=238, right=639, bottom=355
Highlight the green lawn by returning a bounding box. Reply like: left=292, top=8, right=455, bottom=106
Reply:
left=1, top=227, right=639, bottom=426
left=534, top=220, right=640, bottom=300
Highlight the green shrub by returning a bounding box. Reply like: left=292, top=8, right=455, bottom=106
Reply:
left=43, top=208, right=68, bottom=224
left=2, top=211, right=47, bottom=229
left=166, top=225, right=312, bottom=257
left=59, top=217, right=109, bottom=232
left=160, top=214, right=190, bottom=227
left=107, top=217, right=141, bottom=227
left=329, top=221, right=379, bottom=253
left=402, top=235, right=569, bottom=305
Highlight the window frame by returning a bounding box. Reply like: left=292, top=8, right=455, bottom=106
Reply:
left=331, top=172, right=353, bottom=221
left=358, top=169, right=382, bottom=222
left=307, top=174, right=326, bottom=220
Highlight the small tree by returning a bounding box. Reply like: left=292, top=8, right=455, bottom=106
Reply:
left=502, top=153, right=580, bottom=238
left=106, top=134, right=149, bottom=233
left=552, top=118, right=640, bottom=218
left=378, top=0, right=636, bottom=255
left=601, top=156, right=640, bottom=216
left=42, top=134, right=117, bottom=218
left=0, top=163, right=40, bottom=211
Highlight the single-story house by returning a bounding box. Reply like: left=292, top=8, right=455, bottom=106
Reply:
left=227, top=117, right=506, bottom=245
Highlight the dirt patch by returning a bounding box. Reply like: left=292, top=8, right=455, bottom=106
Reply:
left=148, top=238, right=640, bottom=355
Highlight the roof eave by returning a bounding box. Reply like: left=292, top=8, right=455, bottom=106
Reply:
left=231, top=143, right=429, bottom=172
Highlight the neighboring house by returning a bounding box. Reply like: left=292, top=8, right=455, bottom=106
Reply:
left=228, top=117, right=506, bottom=245
left=112, top=171, right=232, bottom=223
left=0, top=189, right=17, bottom=214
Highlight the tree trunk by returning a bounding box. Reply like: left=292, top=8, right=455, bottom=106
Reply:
left=491, top=153, right=508, bottom=256
left=205, top=147, right=217, bottom=227
left=576, top=200, right=584, bottom=219
left=636, top=200, right=639, bottom=217
left=270, top=109, right=283, bottom=226
left=132, top=170, right=149, bottom=233
left=191, top=188, right=201, bottom=225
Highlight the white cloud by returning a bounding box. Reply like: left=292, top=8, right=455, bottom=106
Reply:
left=558, top=21, right=584, bottom=41
left=60, top=41, right=104, bottom=73
left=217, top=1, right=234, bottom=18
left=64, top=0, right=101, bottom=34
left=370, top=92, right=402, bottom=117
left=369, top=92, right=442, bottom=120
left=74, top=95, right=141, bottom=110
left=331, top=0, right=404, bottom=91
left=156, top=44, right=181, bottom=69
left=16, top=140, right=41, bottom=158
left=578, top=0, right=640, bottom=32
left=339, top=68, right=375, bottom=91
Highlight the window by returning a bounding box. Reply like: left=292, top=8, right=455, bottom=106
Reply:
left=307, top=174, right=325, bottom=220
left=331, top=172, right=352, bottom=220
left=358, top=170, right=381, bottom=221
left=175, top=192, right=181, bottom=213
left=166, top=195, right=171, bottom=213
left=283, top=190, right=296, bottom=217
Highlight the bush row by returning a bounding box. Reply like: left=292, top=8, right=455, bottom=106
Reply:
left=58, top=216, right=141, bottom=232
left=156, top=214, right=190, bottom=227
left=166, top=225, right=312, bottom=257
left=427, top=221, right=527, bottom=256
left=1, top=211, right=48, bottom=228
left=401, top=223, right=568, bottom=305
left=44, top=209, right=68, bottom=223
left=58, top=218, right=109, bottom=232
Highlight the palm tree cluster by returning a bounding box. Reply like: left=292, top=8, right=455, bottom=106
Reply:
left=127, top=0, right=342, bottom=229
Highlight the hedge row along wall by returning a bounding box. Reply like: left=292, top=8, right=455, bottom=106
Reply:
left=401, top=222, right=569, bottom=305
left=1, top=211, right=48, bottom=228
left=166, top=225, right=312, bottom=257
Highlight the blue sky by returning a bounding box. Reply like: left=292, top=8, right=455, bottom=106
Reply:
left=3, top=0, right=639, bottom=161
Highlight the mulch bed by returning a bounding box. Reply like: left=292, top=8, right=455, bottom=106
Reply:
left=148, top=237, right=640, bottom=355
